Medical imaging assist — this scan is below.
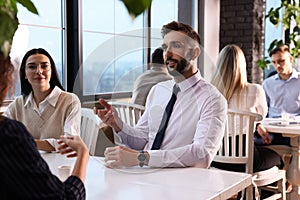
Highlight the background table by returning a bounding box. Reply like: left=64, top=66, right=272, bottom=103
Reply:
left=41, top=153, right=251, bottom=200
left=262, top=118, right=300, bottom=200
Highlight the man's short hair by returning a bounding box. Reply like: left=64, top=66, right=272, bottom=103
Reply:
left=161, top=21, right=201, bottom=46
left=269, top=44, right=291, bottom=57
left=151, top=47, right=164, bottom=64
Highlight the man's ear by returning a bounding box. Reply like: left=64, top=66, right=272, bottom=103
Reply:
left=191, top=46, right=201, bottom=60
left=289, top=54, right=294, bottom=64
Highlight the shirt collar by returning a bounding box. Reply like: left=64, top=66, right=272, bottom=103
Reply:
left=177, top=71, right=202, bottom=92
left=24, top=92, right=34, bottom=108
left=290, top=68, right=300, bottom=79
left=275, top=68, right=299, bottom=81
left=23, top=86, right=62, bottom=108
left=46, top=86, right=62, bottom=107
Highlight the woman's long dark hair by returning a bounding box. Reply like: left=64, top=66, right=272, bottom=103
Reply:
left=20, top=48, right=64, bottom=96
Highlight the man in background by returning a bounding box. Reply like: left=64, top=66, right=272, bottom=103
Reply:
left=131, top=47, right=172, bottom=106
left=256, top=44, right=300, bottom=146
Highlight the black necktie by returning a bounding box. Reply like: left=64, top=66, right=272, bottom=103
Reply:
left=151, top=84, right=180, bottom=150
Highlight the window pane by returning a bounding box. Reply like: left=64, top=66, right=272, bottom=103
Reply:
left=82, top=0, right=144, bottom=96
left=151, top=0, right=178, bottom=29
left=264, top=0, right=283, bottom=78
left=82, top=0, right=114, bottom=33
left=150, top=28, right=164, bottom=50
left=18, top=0, right=62, bottom=27
left=83, top=33, right=114, bottom=95
left=114, top=1, right=144, bottom=34
left=82, top=32, right=145, bottom=95
left=104, top=34, right=144, bottom=94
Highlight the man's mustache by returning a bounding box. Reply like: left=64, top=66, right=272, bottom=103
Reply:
left=165, top=58, right=178, bottom=64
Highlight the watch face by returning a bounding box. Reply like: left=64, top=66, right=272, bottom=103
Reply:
left=138, top=153, right=146, bottom=161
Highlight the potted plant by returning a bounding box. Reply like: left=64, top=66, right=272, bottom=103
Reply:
left=257, top=0, right=300, bottom=70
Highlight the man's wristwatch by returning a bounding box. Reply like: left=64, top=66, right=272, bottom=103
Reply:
left=137, top=150, right=146, bottom=167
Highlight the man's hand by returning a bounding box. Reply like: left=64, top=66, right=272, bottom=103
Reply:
left=94, top=98, right=123, bottom=132
left=104, top=146, right=147, bottom=168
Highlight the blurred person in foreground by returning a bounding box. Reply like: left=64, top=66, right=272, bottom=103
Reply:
left=131, top=47, right=172, bottom=106
left=94, top=21, right=227, bottom=168
left=4, top=48, right=81, bottom=152
left=0, top=53, right=89, bottom=199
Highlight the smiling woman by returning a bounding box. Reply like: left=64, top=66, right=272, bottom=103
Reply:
left=3, top=48, right=82, bottom=152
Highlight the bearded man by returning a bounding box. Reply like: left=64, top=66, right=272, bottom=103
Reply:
left=94, top=21, right=227, bottom=168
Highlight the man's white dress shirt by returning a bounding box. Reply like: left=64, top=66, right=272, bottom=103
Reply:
left=117, top=71, right=227, bottom=167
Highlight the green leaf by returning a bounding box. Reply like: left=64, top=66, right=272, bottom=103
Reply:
left=268, top=40, right=283, bottom=53
left=266, top=0, right=300, bottom=58
left=0, top=0, right=19, bottom=58
left=0, top=0, right=38, bottom=58
left=257, top=57, right=271, bottom=70
left=120, top=0, right=152, bottom=19
left=16, top=0, right=39, bottom=15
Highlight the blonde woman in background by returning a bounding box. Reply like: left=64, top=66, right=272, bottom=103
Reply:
left=210, top=44, right=283, bottom=173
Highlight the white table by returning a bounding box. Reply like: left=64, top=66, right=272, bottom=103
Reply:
left=262, top=118, right=300, bottom=199
left=41, top=152, right=251, bottom=200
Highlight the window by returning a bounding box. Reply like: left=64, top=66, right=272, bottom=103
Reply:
left=82, top=0, right=144, bottom=96
left=82, top=0, right=178, bottom=99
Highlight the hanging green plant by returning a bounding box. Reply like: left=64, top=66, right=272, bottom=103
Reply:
left=120, top=0, right=152, bottom=19
left=0, top=0, right=38, bottom=59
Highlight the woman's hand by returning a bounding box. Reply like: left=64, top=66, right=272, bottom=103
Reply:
left=256, top=124, right=272, bottom=144
left=58, top=135, right=89, bottom=158
left=58, top=135, right=90, bottom=183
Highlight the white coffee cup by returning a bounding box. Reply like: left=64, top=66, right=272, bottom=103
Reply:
left=281, top=112, right=290, bottom=126
left=58, top=165, right=73, bottom=181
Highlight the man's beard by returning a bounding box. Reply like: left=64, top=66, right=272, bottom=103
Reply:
left=166, top=58, right=190, bottom=77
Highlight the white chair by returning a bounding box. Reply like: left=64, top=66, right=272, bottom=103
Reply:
left=108, top=101, right=145, bottom=127
left=80, top=108, right=101, bottom=155
left=213, top=109, right=287, bottom=200
left=107, top=101, right=145, bottom=145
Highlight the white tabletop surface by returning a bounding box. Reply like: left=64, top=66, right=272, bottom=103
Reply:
left=262, top=118, right=300, bottom=200
left=262, top=118, right=300, bottom=136
left=41, top=152, right=251, bottom=200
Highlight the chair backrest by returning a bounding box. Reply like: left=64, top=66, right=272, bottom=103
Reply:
left=108, top=101, right=145, bottom=127
left=0, top=99, right=13, bottom=114
left=213, top=109, right=262, bottom=174
left=80, top=108, right=101, bottom=155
